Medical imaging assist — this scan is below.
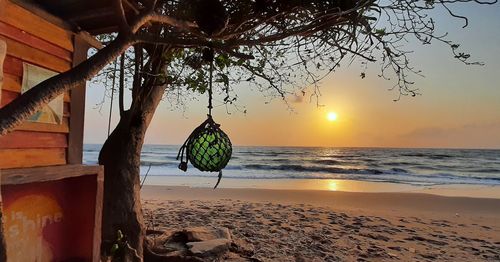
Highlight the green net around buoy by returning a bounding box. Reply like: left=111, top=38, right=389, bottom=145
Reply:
left=176, top=116, right=232, bottom=188
left=187, top=121, right=232, bottom=172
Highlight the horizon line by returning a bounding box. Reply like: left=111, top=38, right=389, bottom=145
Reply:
left=83, top=143, right=500, bottom=150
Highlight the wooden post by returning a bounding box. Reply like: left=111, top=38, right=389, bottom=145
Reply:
left=0, top=38, right=7, bottom=262
left=0, top=172, right=5, bottom=262
left=0, top=171, right=6, bottom=262
left=67, top=35, right=89, bottom=164
left=0, top=38, right=4, bottom=93
left=93, top=167, right=104, bottom=262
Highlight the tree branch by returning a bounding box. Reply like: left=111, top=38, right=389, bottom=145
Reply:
left=113, top=0, right=130, bottom=33
left=119, top=53, right=125, bottom=116
left=130, top=12, right=199, bottom=34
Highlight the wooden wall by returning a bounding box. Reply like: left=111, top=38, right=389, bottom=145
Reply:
left=0, top=0, right=85, bottom=169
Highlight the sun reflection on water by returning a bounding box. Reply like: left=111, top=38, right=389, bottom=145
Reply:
left=327, top=180, right=338, bottom=191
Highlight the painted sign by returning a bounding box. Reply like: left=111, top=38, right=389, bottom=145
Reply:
left=1, top=175, right=98, bottom=261
left=21, top=63, right=63, bottom=124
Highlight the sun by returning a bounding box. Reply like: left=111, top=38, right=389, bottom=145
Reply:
left=327, top=112, right=338, bottom=122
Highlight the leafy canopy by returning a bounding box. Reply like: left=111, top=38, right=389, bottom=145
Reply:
left=99, top=0, right=496, bottom=108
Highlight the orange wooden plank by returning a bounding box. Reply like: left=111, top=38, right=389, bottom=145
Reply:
left=2, top=73, right=70, bottom=102
left=1, top=165, right=102, bottom=184
left=0, top=89, right=17, bottom=107
left=1, top=36, right=71, bottom=72
left=0, top=131, right=67, bottom=149
left=0, top=21, right=72, bottom=62
left=63, top=102, right=70, bottom=117
left=2, top=73, right=20, bottom=90
left=0, top=148, right=66, bottom=168
left=15, top=117, right=70, bottom=133
left=3, top=55, right=22, bottom=76
left=0, top=0, right=73, bottom=51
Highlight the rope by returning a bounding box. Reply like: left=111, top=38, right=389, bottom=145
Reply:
left=208, top=53, right=214, bottom=116
left=140, top=164, right=152, bottom=189
left=214, top=171, right=223, bottom=189
left=107, top=60, right=118, bottom=137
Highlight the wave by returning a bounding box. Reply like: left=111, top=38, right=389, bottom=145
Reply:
left=137, top=163, right=500, bottom=185
left=269, top=158, right=292, bottom=163
left=236, top=151, right=281, bottom=157
left=243, top=164, right=385, bottom=175
left=310, top=159, right=342, bottom=165
left=386, top=161, right=423, bottom=166
left=326, top=154, right=360, bottom=159
left=84, top=145, right=500, bottom=186
left=399, top=153, right=455, bottom=159
left=140, top=161, right=176, bottom=166
left=391, top=168, right=409, bottom=173
left=465, top=168, right=500, bottom=173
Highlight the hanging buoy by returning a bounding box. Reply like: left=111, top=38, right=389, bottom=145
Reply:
left=177, top=116, right=232, bottom=188
left=187, top=116, right=232, bottom=172
left=177, top=48, right=232, bottom=188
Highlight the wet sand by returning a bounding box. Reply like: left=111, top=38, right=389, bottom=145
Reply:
left=142, top=186, right=500, bottom=261
left=141, top=177, right=500, bottom=199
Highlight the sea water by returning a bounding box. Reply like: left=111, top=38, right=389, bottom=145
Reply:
left=83, top=144, right=500, bottom=186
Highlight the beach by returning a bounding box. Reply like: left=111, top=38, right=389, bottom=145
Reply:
left=85, top=145, right=500, bottom=260
left=142, top=185, right=500, bottom=261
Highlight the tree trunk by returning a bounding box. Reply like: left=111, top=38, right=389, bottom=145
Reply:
left=0, top=34, right=134, bottom=136
left=98, top=76, right=165, bottom=261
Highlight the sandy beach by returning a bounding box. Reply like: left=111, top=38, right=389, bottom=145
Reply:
left=142, top=185, right=500, bottom=261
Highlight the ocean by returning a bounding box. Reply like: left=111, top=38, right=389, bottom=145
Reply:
left=83, top=144, right=500, bottom=187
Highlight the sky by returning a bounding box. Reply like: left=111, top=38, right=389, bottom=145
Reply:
left=84, top=3, right=500, bottom=149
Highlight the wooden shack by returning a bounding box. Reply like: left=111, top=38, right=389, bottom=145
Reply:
left=0, top=0, right=114, bottom=260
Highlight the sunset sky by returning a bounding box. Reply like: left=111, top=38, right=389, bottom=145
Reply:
left=84, top=4, right=500, bottom=149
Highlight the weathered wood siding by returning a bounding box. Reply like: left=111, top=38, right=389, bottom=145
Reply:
left=0, top=0, right=82, bottom=169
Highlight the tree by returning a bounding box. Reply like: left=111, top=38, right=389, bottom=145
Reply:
left=0, top=0, right=496, bottom=260
left=97, top=39, right=175, bottom=260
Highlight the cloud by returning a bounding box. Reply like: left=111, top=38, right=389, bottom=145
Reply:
left=292, top=95, right=303, bottom=103
left=290, top=91, right=306, bottom=103
left=399, top=122, right=500, bottom=148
